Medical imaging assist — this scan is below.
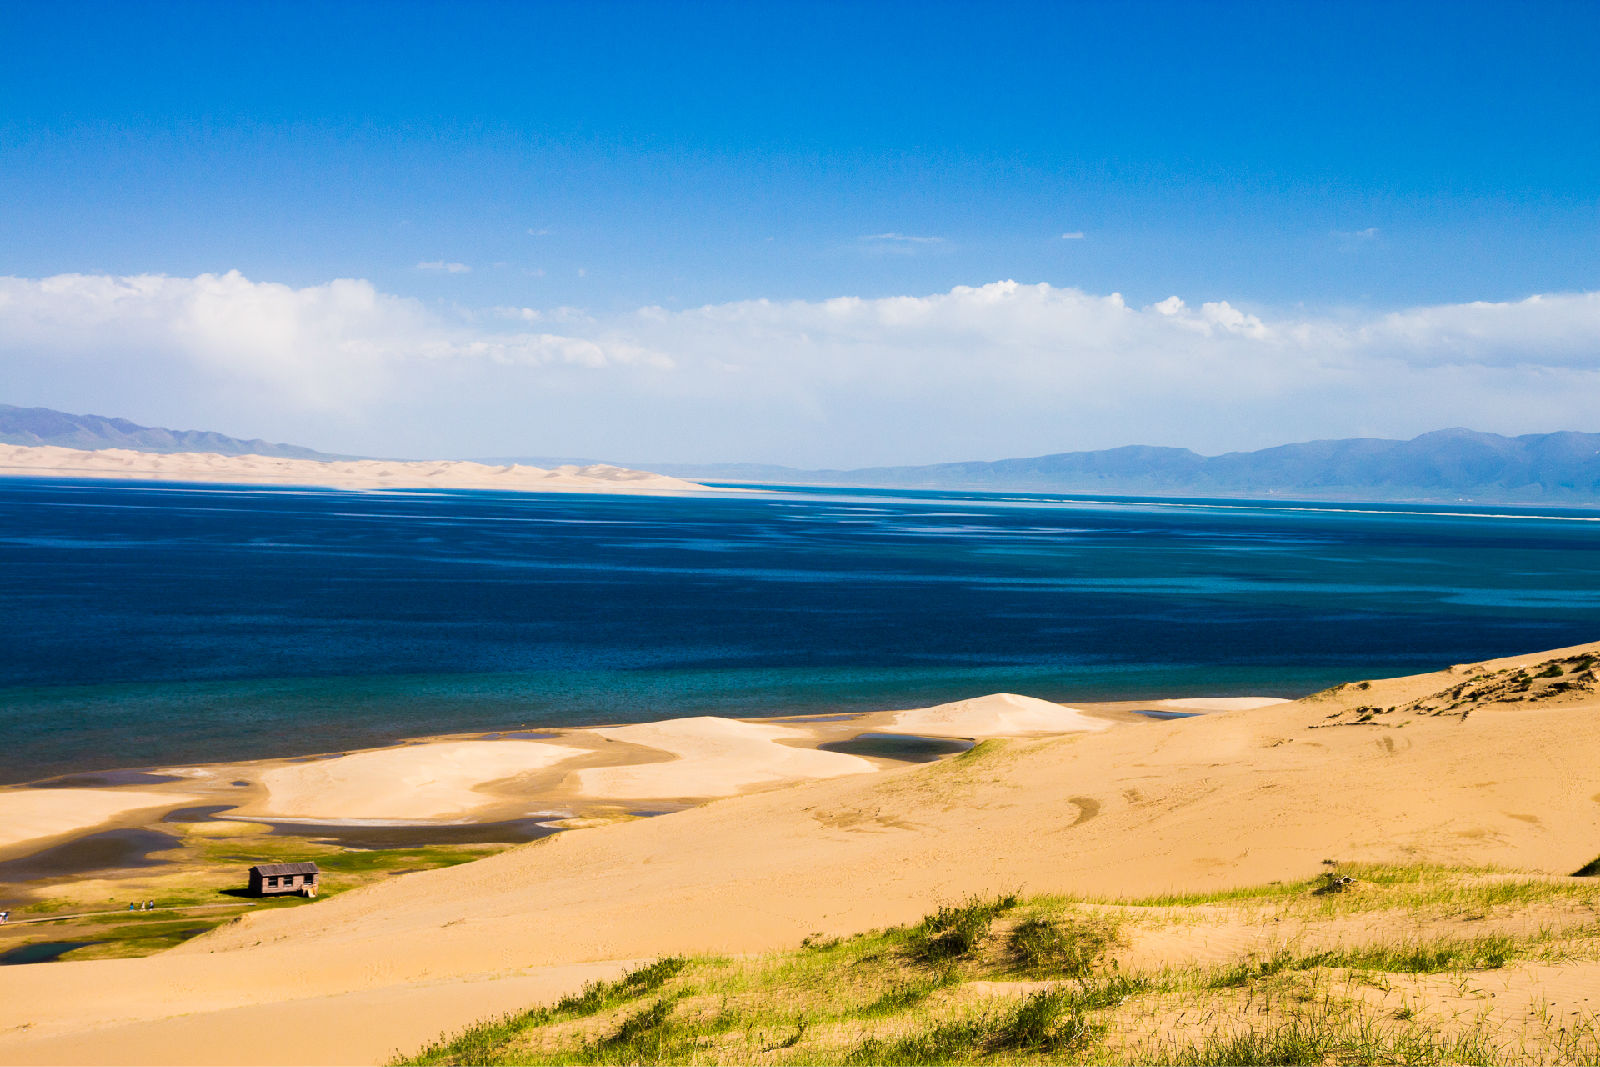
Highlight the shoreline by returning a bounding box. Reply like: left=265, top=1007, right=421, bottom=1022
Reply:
left=0, top=693, right=1272, bottom=869
left=0, top=670, right=1319, bottom=788
left=0, top=442, right=735, bottom=495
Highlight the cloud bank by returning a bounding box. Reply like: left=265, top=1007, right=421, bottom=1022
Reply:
left=2, top=272, right=1598, bottom=464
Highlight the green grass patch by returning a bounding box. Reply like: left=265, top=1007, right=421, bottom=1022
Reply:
left=1005, top=913, right=1119, bottom=978
left=1208, top=932, right=1540, bottom=988
left=846, top=991, right=1101, bottom=1064
left=1149, top=1012, right=1504, bottom=1066
left=902, top=893, right=1019, bottom=964
left=1112, top=862, right=1597, bottom=917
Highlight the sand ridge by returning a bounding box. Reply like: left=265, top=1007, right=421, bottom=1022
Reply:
left=0, top=443, right=722, bottom=494
left=884, top=692, right=1113, bottom=737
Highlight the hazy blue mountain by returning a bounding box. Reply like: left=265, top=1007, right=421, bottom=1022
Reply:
left=0, top=405, right=340, bottom=459
left=7, top=406, right=1598, bottom=504
left=650, top=429, right=1600, bottom=505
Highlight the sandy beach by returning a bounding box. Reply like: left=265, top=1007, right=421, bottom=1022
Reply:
left=0, top=789, right=204, bottom=852
left=0, top=694, right=1115, bottom=852
left=2, top=646, right=1599, bottom=1063
left=0, top=443, right=721, bottom=494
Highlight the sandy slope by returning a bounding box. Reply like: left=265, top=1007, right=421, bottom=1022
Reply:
left=0, top=443, right=719, bottom=494
left=4, top=642, right=1600, bottom=1064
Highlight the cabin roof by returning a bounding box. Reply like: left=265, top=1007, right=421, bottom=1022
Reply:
left=250, top=861, right=319, bottom=876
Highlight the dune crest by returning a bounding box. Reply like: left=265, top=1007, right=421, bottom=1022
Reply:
left=886, top=692, right=1111, bottom=738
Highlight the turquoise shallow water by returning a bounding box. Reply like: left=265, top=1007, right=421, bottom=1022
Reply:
left=1, top=478, right=1597, bottom=783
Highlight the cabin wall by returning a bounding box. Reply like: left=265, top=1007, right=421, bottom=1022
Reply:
left=248, top=869, right=319, bottom=896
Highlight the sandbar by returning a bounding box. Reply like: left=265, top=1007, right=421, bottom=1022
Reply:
left=574, top=717, right=879, bottom=798
left=0, top=789, right=202, bottom=853
left=245, top=740, right=588, bottom=821
left=1156, top=696, right=1291, bottom=711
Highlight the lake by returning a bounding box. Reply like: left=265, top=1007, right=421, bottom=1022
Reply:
left=2, top=477, right=1596, bottom=783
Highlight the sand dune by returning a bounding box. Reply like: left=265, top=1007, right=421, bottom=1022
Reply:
left=0, top=789, right=202, bottom=853
left=0, top=443, right=720, bottom=494
left=5, top=643, right=1600, bottom=1064
left=884, top=691, right=1112, bottom=737
left=574, top=717, right=879, bottom=799
left=245, top=741, right=589, bottom=821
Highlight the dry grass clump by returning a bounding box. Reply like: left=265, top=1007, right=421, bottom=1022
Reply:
left=1313, top=651, right=1600, bottom=727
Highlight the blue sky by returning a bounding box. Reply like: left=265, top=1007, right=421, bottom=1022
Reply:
left=2, top=1, right=1598, bottom=463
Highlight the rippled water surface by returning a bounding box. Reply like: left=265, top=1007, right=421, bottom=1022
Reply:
left=2, top=478, right=1597, bottom=781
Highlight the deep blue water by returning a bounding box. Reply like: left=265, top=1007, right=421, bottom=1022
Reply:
left=1, top=477, right=1597, bottom=783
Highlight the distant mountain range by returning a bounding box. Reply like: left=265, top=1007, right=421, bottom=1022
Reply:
left=641, top=429, right=1600, bottom=505
left=0, top=405, right=339, bottom=460
left=6, top=405, right=1599, bottom=505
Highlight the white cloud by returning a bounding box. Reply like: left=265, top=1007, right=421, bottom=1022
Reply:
left=1333, top=227, right=1381, bottom=251
left=526, top=227, right=552, bottom=237
left=2, top=272, right=1598, bottom=463
left=416, top=261, right=471, bottom=273
left=1060, top=231, right=1086, bottom=240
left=0, top=271, right=668, bottom=413
left=861, top=232, right=945, bottom=244
left=858, top=233, right=948, bottom=256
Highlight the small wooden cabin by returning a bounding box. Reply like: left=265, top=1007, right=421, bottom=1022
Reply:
left=248, top=861, right=320, bottom=897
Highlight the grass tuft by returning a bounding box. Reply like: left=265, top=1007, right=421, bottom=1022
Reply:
left=902, top=893, right=1018, bottom=964
left=585, top=997, right=679, bottom=1064
left=1006, top=914, right=1118, bottom=978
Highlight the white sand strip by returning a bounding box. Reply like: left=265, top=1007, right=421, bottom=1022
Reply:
left=1156, top=696, right=1291, bottom=711
left=575, top=717, right=878, bottom=799
left=885, top=693, right=1112, bottom=738
left=250, top=741, right=586, bottom=821
left=0, top=443, right=720, bottom=494
left=0, top=789, right=202, bottom=852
